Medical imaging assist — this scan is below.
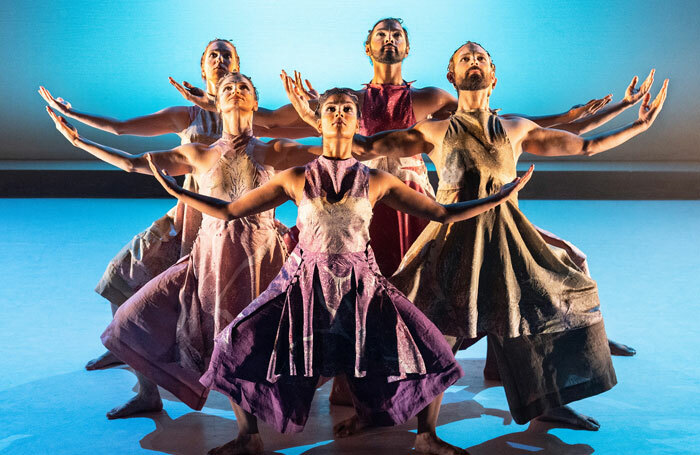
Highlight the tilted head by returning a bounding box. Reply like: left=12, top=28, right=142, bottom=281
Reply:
left=446, top=41, right=497, bottom=93
left=215, top=72, right=259, bottom=114
left=315, top=88, right=361, bottom=140
left=200, top=39, right=241, bottom=83
left=364, top=18, right=410, bottom=65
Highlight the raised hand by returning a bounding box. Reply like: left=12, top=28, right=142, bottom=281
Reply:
left=624, top=69, right=655, bottom=105
left=45, top=107, right=79, bottom=144
left=638, top=78, right=668, bottom=127
left=169, top=77, right=216, bottom=111
left=499, top=164, right=534, bottom=200
left=280, top=70, right=318, bottom=129
left=38, top=86, right=72, bottom=114
left=568, top=95, right=613, bottom=121
left=147, top=154, right=181, bottom=196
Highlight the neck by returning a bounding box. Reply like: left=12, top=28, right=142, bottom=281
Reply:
left=221, top=109, right=254, bottom=136
left=457, top=88, right=491, bottom=111
left=206, top=78, right=217, bottom=96
left=371, top=61, right=404, bottom=85
left=321, top=135, right=354, bottom=159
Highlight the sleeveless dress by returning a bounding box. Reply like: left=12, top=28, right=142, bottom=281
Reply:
left=360, top=82, right=435, bottom=276
left=95, top=106, right=219, bottom=306
left=392, top=110, right=616, bottom=424
left=101, top=133, right=289, bottom=410
left=199, top=156, right=462, bottom=433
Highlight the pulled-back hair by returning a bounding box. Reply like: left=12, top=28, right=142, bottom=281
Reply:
left=315, top=88, right=361, bottom=119
left=364, top=17, right=410, bottom=49
left=215, top=72, right=259, bottom=103
left=447, top=41, right=495, bottom=73
left=200, top=39, right=240, bottom=81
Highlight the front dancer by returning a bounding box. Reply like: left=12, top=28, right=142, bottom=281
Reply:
left=148, top=86, right=531, bottom=455
left=46, top=72, right=319, bottom=419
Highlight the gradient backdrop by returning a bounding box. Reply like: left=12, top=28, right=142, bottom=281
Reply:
left=1, top=0, right=697, bottom=162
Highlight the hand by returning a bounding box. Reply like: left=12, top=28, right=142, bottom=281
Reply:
left=624, top=69, right=655, bottom=105
left=293, top=70, right=319, bottom=101
left=637, top=78, right=668, bottom=127
left=46, top=107, right=79, bottom=145
left=38, top=86, right=72, bottom=114
left=146, top=154, right=181, bottom=195
left=499, top=164, right=534, bottom=200
left=169, top=77, right=216, bottom=111
left=280, top=70, right=318, bottom=130
left=568, top=95, right=613, bottom=121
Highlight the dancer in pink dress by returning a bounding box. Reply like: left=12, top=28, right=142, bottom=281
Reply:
left=45, top=72, right=320, bottom=419
left=147, top=86, right=531, bottom=455
left=39, top=39, right=315, bottom=370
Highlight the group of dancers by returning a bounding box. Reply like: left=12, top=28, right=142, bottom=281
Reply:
left=39, top=17, right=668, bottom=455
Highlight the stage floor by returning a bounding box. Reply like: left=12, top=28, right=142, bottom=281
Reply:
left=0, top=199, right=698, bottom=455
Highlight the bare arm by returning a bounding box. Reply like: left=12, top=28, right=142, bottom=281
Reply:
left=554, top=69, right=656, bottom=134
left=501, top=97, right=612, bottom=128
left=38, top=86, right=191, bottom=136
left=373, top=165, right=532, bottom=223
left=46, top=107, right=199, bottom=175
left=148, top=155, right=300, bottom=221
left=260, top=139, right=322, bottom=170
left=352, top=123, right=435, bottom=160
left=508, top=79, right=668, bottom=157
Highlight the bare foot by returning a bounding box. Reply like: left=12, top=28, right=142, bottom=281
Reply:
left=329, top=375, right=354, bottom=406
left=537, top=405, right=600, bottom=431
left=333, top=414, right=370, bottom=438
left=106, top=393, right=163, bottom=419
left=85, top=350, right=124, bottom=370
left=414, top=432, right=469, bottom=455
left=609, top=339, right=636, bottom=356
left=208, top=433, right=263, bottom=455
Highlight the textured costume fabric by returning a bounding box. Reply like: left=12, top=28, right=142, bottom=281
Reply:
left=392, top=110, right=616, bottom=423
left=359, top=82, right=434, bottom=276
left=102, top=134, right=289, bottom=410
left=200, top=156, right=462, bottom=433
left=95, top=106, right=219, bottom=305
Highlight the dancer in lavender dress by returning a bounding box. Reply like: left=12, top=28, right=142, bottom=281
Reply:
left=39, top=39, right=314, bottom=370
left=45, top=72, right=320, bottom=419
left=148, top=86, right=531, bottom=455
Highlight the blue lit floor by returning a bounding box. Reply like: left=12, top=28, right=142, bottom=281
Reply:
left=0, top=199, right=699, bottom=455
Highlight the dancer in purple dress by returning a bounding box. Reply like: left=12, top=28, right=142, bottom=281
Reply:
left=45, top=72, right=320, bottom=419
left=148, top=86, right=531, bottom=455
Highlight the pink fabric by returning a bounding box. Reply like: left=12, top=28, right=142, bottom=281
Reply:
left=359, top=82, right=434, bottom=276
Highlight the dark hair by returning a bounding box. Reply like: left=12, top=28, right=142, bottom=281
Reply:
left=364, top=18, right=410, bottom=49
left=215, top=72, right=259, bottom=105
left=200, top=39, right=240, bottom=81
left=315, top=88, right=361, bottom=119
left=447, top=41, right=495, bottom=73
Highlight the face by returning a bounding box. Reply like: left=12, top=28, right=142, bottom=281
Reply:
left=317, top=94, right=359, bottom=139
left=202, top=41, right=239, bottom=83
left=448, top=43, right=495, bottom=91
left=365, top=20, right=409, bottom=64
left=216, top=76, right=258, bottom=114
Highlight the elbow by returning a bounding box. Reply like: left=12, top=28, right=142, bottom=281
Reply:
left=122, top=159, right=138, bottom=173
left=581, top=139, right=596, bottom=157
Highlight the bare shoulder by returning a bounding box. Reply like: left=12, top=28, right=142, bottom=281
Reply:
left=498, top=115, right=539, bottom=141
left=414, top=117, right=450, bottom=140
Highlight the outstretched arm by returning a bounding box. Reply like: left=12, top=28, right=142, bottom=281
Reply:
left=261, top=139, right=322, bottom=170
left=38, top=86, right=191, bottom=136
left=352, top=123, right=435, bottom=160
left=507, top=79, right=668, bottom=157
left=374, top=165, right=532, bottom=223
left=46, top=107, right=198, bottom=175
left=502, top=96, right=612, bottom=128
left=554, top=69, right=656, bottom=134
left=148, top=155, right=298, bottom=221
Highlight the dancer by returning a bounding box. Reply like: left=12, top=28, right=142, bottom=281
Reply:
left=46, top=72, right=320, bottom=419
left=288, top=42, right=667, bottom=452
left=38, top=39, right=314, bottom=370
left=148, top=86, right=531, bottom=455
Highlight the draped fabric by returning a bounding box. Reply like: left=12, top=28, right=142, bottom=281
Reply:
left=359, top=82, right=435, bottom=276
left=200, top=156, right=462, bottom=433
left=102, top=134, right=289, bottom=410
